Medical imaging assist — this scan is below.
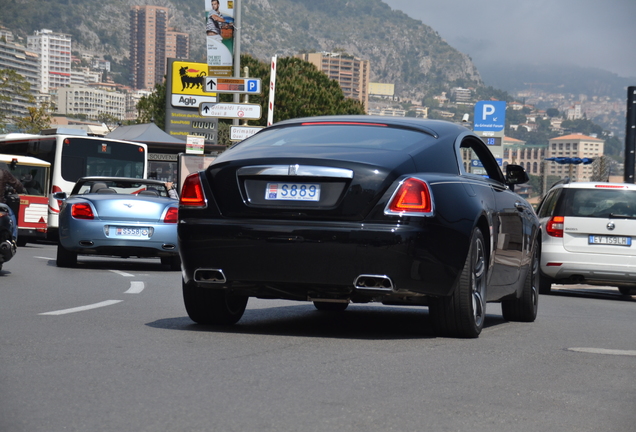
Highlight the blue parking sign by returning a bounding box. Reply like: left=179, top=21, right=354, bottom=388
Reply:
left=474, top=101, right=506, bottom=132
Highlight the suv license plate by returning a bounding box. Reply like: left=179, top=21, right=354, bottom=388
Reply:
left=266, top=183, right=320, bottom=201
left=589, top=235, right=632, bottom=246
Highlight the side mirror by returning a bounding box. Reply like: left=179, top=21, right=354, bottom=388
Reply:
left=505, top=164, right=529, bottom=191
left=52, top=191, right=67, bottom=200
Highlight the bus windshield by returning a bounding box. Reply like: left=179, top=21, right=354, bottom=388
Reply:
left=0, top=161, right=48, bottom=196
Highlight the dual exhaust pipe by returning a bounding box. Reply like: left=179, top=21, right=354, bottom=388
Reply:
left=192, top=269, right=394, bottom=292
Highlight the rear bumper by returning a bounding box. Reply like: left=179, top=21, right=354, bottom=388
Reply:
left=179, top=218, right=468, bottom=299
left=541, top=242, right=636, bottom=284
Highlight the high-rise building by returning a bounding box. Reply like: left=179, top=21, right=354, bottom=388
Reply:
left=27, top=29, right=72, bottom=94
left=0, top=34, right=41, bottom=119
left=296, top=52, right=370, bottom=111
left=166, top=29, right=190, bottom=61
left=130, top=6, right=190, bottom=90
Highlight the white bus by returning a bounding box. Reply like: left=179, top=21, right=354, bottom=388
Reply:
left=0, top=130, right=147, bottom=239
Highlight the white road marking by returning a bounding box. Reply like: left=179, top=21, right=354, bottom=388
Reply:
left=110, top=270, right=134, bottom=277
left=34, top=256, right=53, bottom=260
left=125, top=281, right=145, bottom=294
left=568, top=347, right=636, bottom=356
left=39, top=300, right=122, bottom=316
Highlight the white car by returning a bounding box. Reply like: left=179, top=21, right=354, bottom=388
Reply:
left=537, top=181, right=636, bottom=295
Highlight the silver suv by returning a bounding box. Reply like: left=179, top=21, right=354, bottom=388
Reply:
left=537, top=181, right=636, bottom=295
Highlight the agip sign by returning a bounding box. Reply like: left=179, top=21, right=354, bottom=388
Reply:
left=165, top=59, right=219, bottom=145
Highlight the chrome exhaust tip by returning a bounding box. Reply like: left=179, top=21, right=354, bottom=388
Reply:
left=194, top=268, right=227, bottom=283
left=79, top=240, right=94, bottom=246
left=162, top=244, right=176, bottom=250
left=353, top=274, right=394, bottom=292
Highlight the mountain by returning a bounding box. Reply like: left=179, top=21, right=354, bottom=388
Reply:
left=0, top=0, right=482, bottom=101
left=479, top=63, right=633, bottom=100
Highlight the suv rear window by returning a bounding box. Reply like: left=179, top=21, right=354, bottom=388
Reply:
left=555, top=188, right=636, bottom=218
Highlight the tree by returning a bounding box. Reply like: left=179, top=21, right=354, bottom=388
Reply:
left=0, top=69, right=31, bottom=131
left=546, top=108, right=560, bottom=118
left=136, top=79, right=167, bottom=129
left=12, top=100, right=53, bottom=134
left=238, top=55, right=365, bottom=126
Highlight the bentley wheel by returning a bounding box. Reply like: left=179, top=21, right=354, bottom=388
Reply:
left=313, top=301, right=349, bottom=311
left=182, top=279, right=248, bottom=325
left=56, top=244, right=77, bottom=268
left=502, top=238, right=539, bottom=322
left=430, top=228, right=487, bottom=338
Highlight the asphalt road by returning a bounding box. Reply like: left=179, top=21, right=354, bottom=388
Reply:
left=1, top=242, right=635, bottom=432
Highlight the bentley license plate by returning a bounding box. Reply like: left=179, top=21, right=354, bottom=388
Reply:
left=116, top=227, right=146, bottom=237
left=588, top=235, right=632, bottom=246
left=265, top=183, right=320, bottom=201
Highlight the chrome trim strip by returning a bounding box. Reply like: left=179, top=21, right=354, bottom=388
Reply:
left=238, top=165, right=354, bottom=178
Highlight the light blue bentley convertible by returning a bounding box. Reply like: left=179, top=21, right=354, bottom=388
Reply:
left=55, top=177, right=180, bottom=270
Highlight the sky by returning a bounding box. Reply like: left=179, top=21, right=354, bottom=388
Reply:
left=383, top=0, right=636, bottom=79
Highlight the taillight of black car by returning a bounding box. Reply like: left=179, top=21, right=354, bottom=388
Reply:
left=385, top=177, right=433, bottom=216
left=180, top=173, right=206, bottom=208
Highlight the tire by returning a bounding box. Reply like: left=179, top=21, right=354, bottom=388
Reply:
left=430, top=228, right=487, bottom=338
left=618, top=286, right=634, bottom=296
left=182, top=279, right=248, bottom=325
left=161, top=255, right=181, bottom=271
left=313, top=301, right=349, bottom=311
left=16, top=237, right=27, bottom=247
left=56, top=244, right=77, bottom=267
left=502, top=238, right=539, bottom=322
left=539, top=272, right=553, bottom=294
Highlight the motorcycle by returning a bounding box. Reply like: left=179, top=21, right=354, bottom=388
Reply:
left=0, top=186, right=19, bottom=271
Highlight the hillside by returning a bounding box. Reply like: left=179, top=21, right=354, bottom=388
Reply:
left=0, top=0, right=482, bottom=101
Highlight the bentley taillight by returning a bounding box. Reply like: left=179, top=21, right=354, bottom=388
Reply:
left=163, top=207, right=178, bottom=223
left=71, top=202, right=94, bottom=220
left=180, top=173, right=206, bottom=208
left=546, top=216, right=564, bottom=237
left=386, top=178, right=433, bottom=214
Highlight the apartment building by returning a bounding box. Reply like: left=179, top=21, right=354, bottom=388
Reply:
left=547, top=133, right=604, bottom=181
left=502, top=136, right=548, bottom=176
left=56, top=84, right=126, bottom=121
left=296, top=52, right=370, bottom=111
left=27, top=29, right=72, bottom=94
left=130, top=6, right=190, bottom=90
left=0, top=36, right=40, bottom=118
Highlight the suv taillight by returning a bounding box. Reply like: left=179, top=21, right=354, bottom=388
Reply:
left=180, top=173, right=206, bottom=208
left=546, top=216, right=564, bottom=237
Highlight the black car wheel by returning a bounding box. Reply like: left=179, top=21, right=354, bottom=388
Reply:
left=313, top=301, right=349, bottom=311
left=182, top=279, right=248, bottom=325
left=430, top=228, right=487, bottom=338
left=618, top=286, right=634, bottom=296
left=502, top=238, right=539, bottom=322
left=56, top=244, right=77, bottom=268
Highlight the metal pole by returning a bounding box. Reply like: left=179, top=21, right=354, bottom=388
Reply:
left=625, top=86, right=636, bottom=183
left=232, top=0, right=241, bottom=126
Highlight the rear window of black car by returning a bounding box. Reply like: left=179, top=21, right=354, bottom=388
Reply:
left=234, top=124, right=435, bottom=152
left=554, top=188, right=636, bottom=218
